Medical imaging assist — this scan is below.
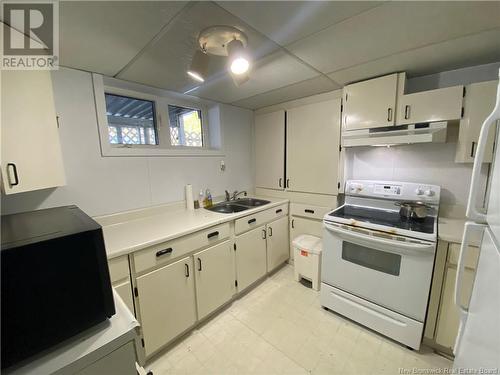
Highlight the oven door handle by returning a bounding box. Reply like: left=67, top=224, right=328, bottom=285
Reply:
left=324, top=222, right=435, bottom=255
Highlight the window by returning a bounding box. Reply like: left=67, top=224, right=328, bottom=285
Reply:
left=105, top=93, right=157, bottom=145
left=168, top=105, right=203, bottom=147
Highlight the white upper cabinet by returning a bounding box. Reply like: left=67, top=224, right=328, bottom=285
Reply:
left=455, top=80, right=498, bottom=163
left=1, top=70, right=65, bottom=194
left=396, top=85, right=464, bottom=125
left=287, top=99, right=341, bottom=195
left=255, top=110, right=285, bottom=190
left=342, top=73, right=399, bottom=130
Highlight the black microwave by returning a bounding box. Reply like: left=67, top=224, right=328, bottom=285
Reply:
left=1, top=205, right=115, bottom=369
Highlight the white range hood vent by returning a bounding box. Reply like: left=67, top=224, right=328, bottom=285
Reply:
left=341, top=121, right=447, bottom=147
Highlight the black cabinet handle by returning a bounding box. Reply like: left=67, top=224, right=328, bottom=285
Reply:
left=470, top=141, right=476, bottom=157
left=6, top=163, right=19, bottom=187
left=262, top=229, right=267, bottom=240
left=197, top=258, right=202, bottom=271
left=291, top=219, right=295, bottom=229
left=185, top=264, right=190, bottom=277
left=404, top=105, right=411, bottom=120
left=248, top=218, right=256, bottom=224
left=156, top=248, right=173, bottom=257
left=305, top=209, right=315, bottom=214
left=268, top=227, right=273, bottom=237
left=279, top=178, right=282, bottom=188
left=387, top=108, right=393, bottom=122
left=276, top=209, right=282, bottom=214
left=207, top=231, right=219, bottom=239
left=286, top=179, right=290, bottom=188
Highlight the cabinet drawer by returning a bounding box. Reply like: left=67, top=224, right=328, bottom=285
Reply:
left=133, top=223, right=230, bottom=274
left=108, top=255, right=130, bottom=283
left=290, top=203, right=331, bottom=220
left=448, top=243, right=479, bottom=270
left=234, top=204, right=288, bottom=235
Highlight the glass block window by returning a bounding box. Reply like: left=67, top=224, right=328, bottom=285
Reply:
left=168, top=105, right=203, bottom=147
left=105, top=93, right=157, bottom=145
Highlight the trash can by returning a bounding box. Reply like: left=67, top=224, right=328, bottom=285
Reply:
left=292, top=235, right=323, bottom=291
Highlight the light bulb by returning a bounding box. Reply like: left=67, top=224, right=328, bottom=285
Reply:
left=230, top=57, right=249, bottom=75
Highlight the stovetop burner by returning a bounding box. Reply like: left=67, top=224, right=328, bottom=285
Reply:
left=328, top=205, right=435, bottom=234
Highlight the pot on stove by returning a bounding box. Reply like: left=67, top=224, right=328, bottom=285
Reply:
left=395, top=201, right=430, bottom=220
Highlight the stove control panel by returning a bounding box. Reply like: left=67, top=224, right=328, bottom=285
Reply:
left=373, top=184, right=401, bottom=196
left=345, top=180, right=440, bottom=204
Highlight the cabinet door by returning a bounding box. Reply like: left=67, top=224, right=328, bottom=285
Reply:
left=135, top=257, right=196, bottom=357
left=435, top=266, right=475, bottom=350
left=255, top=110, right=285, bottom=190
left=267, top=216, right=289, bottom=272
left=235, top=226, right=267, bottom=292
left=114, top=280, right=135, bottom=315
left=1, top=70, right=65, bottom=194
left=287, top=99, right=341, bottom=194
left=289, top=217, right=323, bottom=261
left=397, top=85, right=463, bottom=125
left=194, top=241, right=236, bottom=320
left=455, top=80, right=497, bottom=163
left=343, top=73, right=398, bottom=130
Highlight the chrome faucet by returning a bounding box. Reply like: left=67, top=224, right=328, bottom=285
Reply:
left=224, top=190, right=231, bottom=201
left=232, top=190, right=247, bottom=200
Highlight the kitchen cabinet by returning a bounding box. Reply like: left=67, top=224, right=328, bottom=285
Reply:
left=396, top=86, right=464, bottom=125
left=1, top=70, right=65, bottom=194
left=194, top=241, right=236, bottom=319
left=255, top=110, right=285, bottom=190
left=235, top=226, right=267, bottom=292
left=108, top=255, right=135, bottom=314
left=266, top=216, right=289, bottom=272
left=135, top=256, right=196, bottom=357
left=342, top=73, right=399, bottom=130
left=455, top=80, right=498, bottom=163
left=287, top=99, right=341, bottom=194
left=425, top=240, right=479, bottom=354
left=434, top=267, right=475, bottom=350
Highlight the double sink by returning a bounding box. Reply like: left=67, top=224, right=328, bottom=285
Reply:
left=206, top=198, right=271, bottom=214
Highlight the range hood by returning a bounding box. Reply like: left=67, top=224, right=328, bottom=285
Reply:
left=341, top=121, right=447, bottom=147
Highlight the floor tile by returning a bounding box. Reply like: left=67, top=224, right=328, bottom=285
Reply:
left=147, top=265, right=452, bottom=375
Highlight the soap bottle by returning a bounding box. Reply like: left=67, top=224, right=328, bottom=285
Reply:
left=205, top=189, right=213, bottom=208
left=199, top=189, right=205, bottom=208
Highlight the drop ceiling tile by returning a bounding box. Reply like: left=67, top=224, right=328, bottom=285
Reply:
left=59, top=1, right=187, bottom=76
left=217, top=1, right=382, bottom=46
left=328, top=29, right=500, bottom=86
left=117, top=2, right=279, bottom=92
left=287, top=1, right=500, bottom=74
left=192, top=50, right=319, bottom=103
left=231, top=75, right=340, bottom=109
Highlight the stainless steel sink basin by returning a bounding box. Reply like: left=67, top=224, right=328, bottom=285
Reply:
left=206, top=203, right=250, bottom=214
left=234, top=198, right=271, bottom=207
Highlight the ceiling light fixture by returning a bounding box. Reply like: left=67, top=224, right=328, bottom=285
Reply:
left=187, top=49, right=209, bottom=82
left=196, top=25, right=251, bottom=86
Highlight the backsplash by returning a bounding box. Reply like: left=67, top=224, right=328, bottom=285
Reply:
left=344, top=125, right=489, bottom=217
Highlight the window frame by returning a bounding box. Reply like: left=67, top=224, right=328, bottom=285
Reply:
left=93, top=74, right=223, bottom=157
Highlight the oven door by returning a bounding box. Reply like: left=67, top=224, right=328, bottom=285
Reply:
left=322, top=221, right=436, bottom=322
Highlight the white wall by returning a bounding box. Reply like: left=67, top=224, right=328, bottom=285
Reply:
left=1, top=67, right=254, bottom=217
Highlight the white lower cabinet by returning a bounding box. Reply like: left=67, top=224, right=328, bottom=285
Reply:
left=194, top=241, right=236, bottom=319
left=434, top=267, right=475, bottom=350
left=235, top=226, right=268, bottom=292
left=266, top=216, right=289, bottom=272
left=135, top=256, right=196, bottom=357
left=114, top=280, right=135, bottom=314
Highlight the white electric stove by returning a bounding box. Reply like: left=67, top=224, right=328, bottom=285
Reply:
left=321, top=180, right=441, bottom=350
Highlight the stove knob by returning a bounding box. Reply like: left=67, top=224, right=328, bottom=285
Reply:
left=425, top=189, right=435, bottom=197
left=415, top=187, right=424, bottom=195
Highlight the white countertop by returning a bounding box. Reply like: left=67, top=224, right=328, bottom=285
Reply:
left=438, top=217, right=482, bottom=247
left=101, top=197, right=289, bottom=259
left=5, top=292, right=139, bottom=375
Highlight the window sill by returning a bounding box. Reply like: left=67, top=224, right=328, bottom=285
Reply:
left=100, top=145, right=226, bottom=157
